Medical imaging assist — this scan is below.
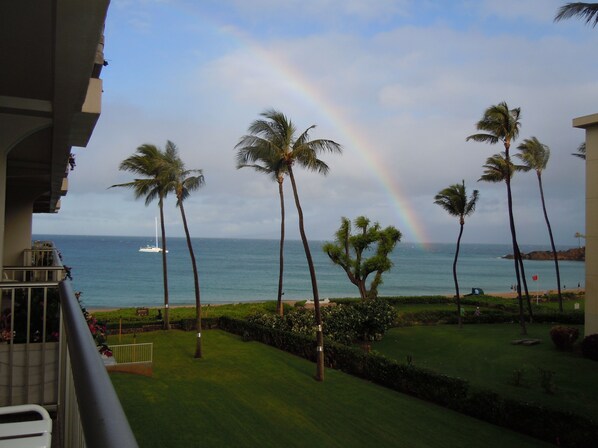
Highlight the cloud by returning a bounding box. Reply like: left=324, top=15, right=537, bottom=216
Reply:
left=38, top=1, right=596, bottom=247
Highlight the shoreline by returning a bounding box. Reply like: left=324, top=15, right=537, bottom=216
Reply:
left=88, top=288, right=584, bottom=313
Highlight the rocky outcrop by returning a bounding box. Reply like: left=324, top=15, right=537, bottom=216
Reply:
left=503, top=247, right=585, bottom=261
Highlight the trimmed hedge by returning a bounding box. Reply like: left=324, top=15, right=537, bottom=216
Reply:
left=219, top=316, right=598, bottom=447
left=581, top=334, right=598, bottom=361
left=394, top=310, right=583, bottom=327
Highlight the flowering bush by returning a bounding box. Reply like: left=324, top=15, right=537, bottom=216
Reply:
left=77, top=292, right=110, bottom=354
left=247, top=299, right=395, bottom=344
left=549, top=325, right=579, bottom=350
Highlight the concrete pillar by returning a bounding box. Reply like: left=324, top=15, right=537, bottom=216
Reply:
left=573, top=113, right=598, bottom=336
left=3, top=190, right=35, bottom=267
left=0, top=115, right=51, bottom=274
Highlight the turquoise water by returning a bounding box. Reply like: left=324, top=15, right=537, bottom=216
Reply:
left=37, top=235, right=585, bottom=309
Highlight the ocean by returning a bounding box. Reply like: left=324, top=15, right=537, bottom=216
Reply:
left=36, top=234, right=586, bottom=309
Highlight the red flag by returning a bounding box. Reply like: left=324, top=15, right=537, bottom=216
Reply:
left=532, top=275, right=538, bottom=281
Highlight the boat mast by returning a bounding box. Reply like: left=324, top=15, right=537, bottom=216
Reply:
left=155, top=217, right=159, bottom=249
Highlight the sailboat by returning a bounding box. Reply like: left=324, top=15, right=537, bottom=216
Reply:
left=139, top=217, right=168, bottom=253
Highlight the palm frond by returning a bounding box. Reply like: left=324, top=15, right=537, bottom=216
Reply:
left=434, top=180, right=479, bottom=219
left=572, top=142, right=586, bottom=160
left=467, top=102, right=521, bottom=145
left=555, top=2, right=598, bottom=27
left=516, top=136, right=550, bottom=172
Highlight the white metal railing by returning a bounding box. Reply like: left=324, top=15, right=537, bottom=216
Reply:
left=24, top=243, right=59, bottom=267
left=0, top=282, right=60, bottom=406
left=3, top=266, right=67, bottom=283
left=109, top=343, right=153, bottom=365
left=0, top=244, right=138, bottom=447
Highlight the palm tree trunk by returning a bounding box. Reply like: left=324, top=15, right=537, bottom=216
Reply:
left=179, top=199, right=202, bottom=358
left=515, top=244, right=534, bottom=322
left=454, top=221, right=464, bottom=328
left=288, top=166, right=324, bottom=381
left=537, top=172, right=563, bottom=311
left=504, top=148, right=527, bottom=335
left=277, top=177, right=285, bottom=317
left=158, top=198, right=170, bottom=330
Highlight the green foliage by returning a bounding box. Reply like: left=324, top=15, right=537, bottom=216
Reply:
left=247, top=300, right=395, bottom=344
left=218, top=318, right=598, bottom=446
left=549, top=325, right=580, bottom=350
left=111, top=330, right=551, bottom=448
left=508, top=369, right=527, bottom=388
left=581, top=334, right=598, bottom=361
left=323, top=216, right=401, bottom=300
left=538, top=368, right=556, bottom=395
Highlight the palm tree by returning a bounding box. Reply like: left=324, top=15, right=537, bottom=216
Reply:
left=516, top=137, right=564, bottom=312
left=236, top=109, right=342, bottom=381
left=235, top=146, right=287, bottom=317
left=555, top=2, right=598, bottom=27
left=477, top=152, right=534, bottom=318
left=434, top=181, right=479, bottom=328
left=467, top=102, right=528, bottom=334
left=572, top=142, right=586, bottom=160
left=162, top=141, right=206, bottom=357
left=111, top=144, right=172, bottom=330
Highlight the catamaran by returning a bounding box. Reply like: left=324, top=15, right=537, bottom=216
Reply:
left=139, top=217, right=168, bottom=253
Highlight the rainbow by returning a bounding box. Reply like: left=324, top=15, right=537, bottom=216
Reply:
left=229, top=32, right=430, bottom=245
left=177, top=7, right=430, bottom=245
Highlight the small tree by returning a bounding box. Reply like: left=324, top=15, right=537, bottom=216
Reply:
left=323, top=216, right=401, bottom=300
left=434, top=180, right=479, bottom=328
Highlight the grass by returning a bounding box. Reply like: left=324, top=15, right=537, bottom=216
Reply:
left=109, top=330, right=550, bottom=447
left=372, top=323, right=598, bottom=416
left=92, top=292, right=585, bottom=324
left=93, top=300, right=290, bottom=322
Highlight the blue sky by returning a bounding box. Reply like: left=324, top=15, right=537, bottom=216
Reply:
left=34, top=0, right=598, bottom=246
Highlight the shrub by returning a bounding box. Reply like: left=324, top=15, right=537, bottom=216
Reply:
left=219, top=316, right=598, bottom=446
left=538, top=368, right=557, bottom=395
left=581, top=334, right=598, bottom=361
left=550, top=326, right=580, bottom=350
left=247, top=300, right=395, bottom=344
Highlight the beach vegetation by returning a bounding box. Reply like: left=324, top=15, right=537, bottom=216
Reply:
left=247, top=299, right=394, bottom=344
left=572, top=142, right=586, bottom=160
left=161, top=141, right=206, bottom=358
left=236, top=108, right=342, bottom=381
left=549, top=325, right=579, bottom=350
left=467, top=102, right=530, bottom=334
left=110, top=329, right=549, bottom=448
left=581, top=333, right=598, bottom=361
left=111, top=144, right=173, bottom=330
left=434, top=180, right=479, bottom=328
left=323, top=216, right=401, bottom=300
left=477, top=152, right=535, bottom=321
left=235, top=123, right=289, bottom=317
left=516, top=137, right=563, bottom=311
left=554, top=2, right=598, bottom=27
left=218, top=318, right=598, bottom=445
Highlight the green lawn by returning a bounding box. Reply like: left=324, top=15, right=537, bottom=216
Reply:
left=372, top=323, right=598, bottom=416
left=109, top=330, right=549, bottom=447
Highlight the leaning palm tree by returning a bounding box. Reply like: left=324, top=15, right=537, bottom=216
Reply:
left=477, top=152, right=534, bottom=324
left=467, top=103, right=528, bottom=334
left=555, top=2, right=598, bottom=27
left=236, top=109, right=342, bottom=381
left=111, top=144, right=172, bottom=330
left=572, top=142, right=587, bottom=160
left=516, top=137, right=564, bottom=312
left=163, top=141, right=206, bottom=357
left=434, top=181, right=479, bottom=328
left=236, top=147, right=287, bottom=317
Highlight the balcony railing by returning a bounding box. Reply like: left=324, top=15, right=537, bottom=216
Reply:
left=0, top=244, right=138, bottom=447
